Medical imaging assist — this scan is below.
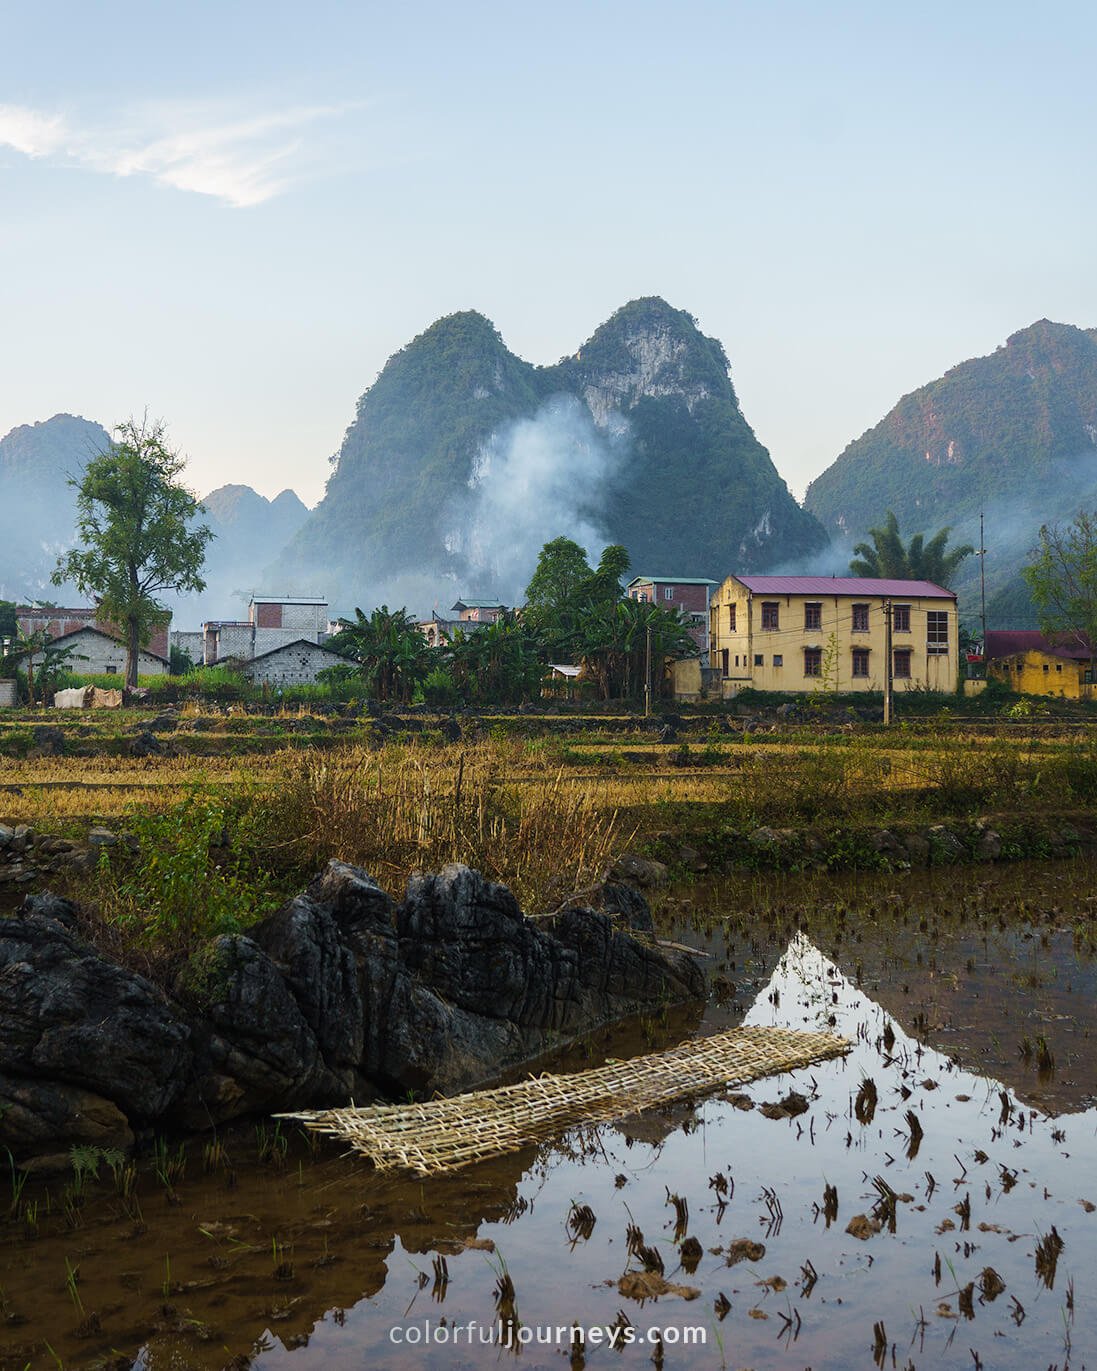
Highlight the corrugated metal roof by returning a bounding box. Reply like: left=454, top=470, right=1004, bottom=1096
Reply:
left=985, top=630, right=1092, bottom=661
left=733, top=576, right=955, bottom=598
left=451, top=598, right=506, bottom=609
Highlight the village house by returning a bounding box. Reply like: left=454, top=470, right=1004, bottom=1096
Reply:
left=708, top=575, right=959, bottom=696
left=985, top=630, right=1094, bottom=698
left=16, top=605, right=170, bottom=660
left=20, top=625, right=169, bottom=677
left=626, top=576, right=716, bottom=659
left=203, top=594, right=328, bottom=664
left=239, top=639, right=349, bottom=688
left=418, top=598, right=508, bottom=646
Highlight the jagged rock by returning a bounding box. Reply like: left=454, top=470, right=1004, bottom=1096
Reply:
left=927, top=826, right=966, bottom=864
left=175, top=933, right=333, bottom=1128
left=31, top=727, right=65, bottom=755
left=1, top=859, right=706, bottom=1157
left=0, top=899, right=190, bottom=1134
left=252, top=896, right=364, bottom=1072
left=127, top=729, right=164, bottom=757
left=974, top=827, right=1002, bottom=860
left=594, top=881, right=656, bottom=932
left=610, top=853, right=670, bottom=887
left=0, top=1074, right=134, bottom=1157
left=902, top=832, right=931, bottom=865
left=867, top=829, right=910, bottom=867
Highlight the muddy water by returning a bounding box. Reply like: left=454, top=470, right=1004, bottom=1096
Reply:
left=4, top=861, right=1097, bottom=1370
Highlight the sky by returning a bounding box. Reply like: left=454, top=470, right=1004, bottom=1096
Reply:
left=2, top=0, right=1096, bottom=508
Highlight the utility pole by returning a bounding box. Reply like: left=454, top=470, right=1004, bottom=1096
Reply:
left=883, top=598, right=893, bottom=725
left=644, top=621, right=652, bottom=718
left=979, top=510, right=987, bottom=658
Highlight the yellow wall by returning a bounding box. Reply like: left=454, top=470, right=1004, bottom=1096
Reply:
left=708, top=576, right=959, bottom=695
left=987, top=650, right=1092, bottom=699
left=669, top=657, right=703, bottom=700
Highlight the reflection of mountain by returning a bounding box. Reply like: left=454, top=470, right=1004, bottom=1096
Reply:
left=747, top=932, right=1092, bottom=1135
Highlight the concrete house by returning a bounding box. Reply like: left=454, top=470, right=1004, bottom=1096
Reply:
left=985, top=630, right=1094, bottom=698
left=627, top=576, right=717, bottom=658
left=16, top=605, right=170, bottom=660
left=240, top=639, right=349, bottom=688
left=418, top=598, right=508, bottom=646
left=204, top=594, right=328, bottom=664
left=20, top=626, right=169, bottom=678
left=708, top=575, right=959, bottom=696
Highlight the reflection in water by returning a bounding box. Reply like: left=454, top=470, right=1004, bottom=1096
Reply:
left=4, top=899, right=1097, bottom=1369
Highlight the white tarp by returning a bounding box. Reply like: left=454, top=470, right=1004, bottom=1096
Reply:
left=53, top=686, right=89, bottom=709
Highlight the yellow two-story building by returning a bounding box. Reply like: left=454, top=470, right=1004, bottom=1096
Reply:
left=708, top=575, right=959, bottom=696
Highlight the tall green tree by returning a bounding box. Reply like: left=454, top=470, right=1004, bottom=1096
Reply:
left=52, top=418, right=212, bottom=687
left=523, top=536, right=593, bottom=640
left=0, top=601, right=16, bottom=654
left=1022, top=511, right=1097, bottom=669
left=850, top=509, right=973, bottom=586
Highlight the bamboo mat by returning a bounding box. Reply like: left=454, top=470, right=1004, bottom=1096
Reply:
left=279, top=1026, right=849, bottom=1175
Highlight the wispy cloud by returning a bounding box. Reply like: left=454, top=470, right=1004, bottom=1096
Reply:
left=0, top=100, right=356, bottom=206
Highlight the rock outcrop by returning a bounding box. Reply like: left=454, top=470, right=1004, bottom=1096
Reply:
left=0, top=862, right=705, bottom=1165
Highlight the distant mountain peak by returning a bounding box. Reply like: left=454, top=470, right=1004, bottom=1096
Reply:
left=272, top=298, right=826, bottom=608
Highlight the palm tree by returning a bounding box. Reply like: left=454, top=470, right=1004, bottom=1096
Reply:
left=327, top=605, right=431, bottom=704
left=577, top=598, right=696, bottom=700
left=850, top=510, right=973, bottom=587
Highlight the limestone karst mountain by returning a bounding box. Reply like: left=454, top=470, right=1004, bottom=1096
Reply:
left=274, top=298, right=828, bottom=610
left=805, top=320, right=1097, bottom=625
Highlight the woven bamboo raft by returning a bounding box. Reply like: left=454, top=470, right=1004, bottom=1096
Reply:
left=278, top=1026, right=849, bottom=1176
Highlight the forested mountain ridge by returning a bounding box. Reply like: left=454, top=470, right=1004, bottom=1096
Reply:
left=804, top=320, right=1097, bottom=628
left=275, top=297, right=827, bottom=608
left=805, top=320, right=1097, bottom=535
left=0, top=414, right=111, bottom=601
left=0, top=416, right=310, bottom=618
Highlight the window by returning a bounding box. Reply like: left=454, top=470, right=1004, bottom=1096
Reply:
left=761, top=601, right=779, bottom=630
left=893, top=648, right=912, bottom=679
left=664, top=587, right=674, bottom=601
left=1043, top=664, right=1049, bottom=672
left=927, top=611, right=949, bottom=654
left=893, top=604, right=911, bottom=632
left=852, top=603, right=869, bottom=632
left=728, top=603, right=736, bottom=631
left=852, top=648, right=870, bottom=677
left=754, top=653, right=764, bottom=667
left=804, top=647, right=822, bottom=677
left=773, top=654, right=783, bottom=667
left=1056, top=664, right=1062, bottom=672
left=721, top=649, right=729, bottom=676
left=804, top=602, right=822, bottom=630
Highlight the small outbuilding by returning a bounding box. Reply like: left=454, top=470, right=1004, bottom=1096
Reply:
left=239, top=639, right=350, bottom=688
left=985, top=630, right=1094, bottom=698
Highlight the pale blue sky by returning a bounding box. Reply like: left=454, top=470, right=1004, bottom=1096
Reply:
left=2, top=0, right=1094, bottom=505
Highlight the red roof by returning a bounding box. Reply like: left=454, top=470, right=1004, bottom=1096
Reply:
left=734, top=576, right=955, bottom=599
left=985, top=630, right=1092, bottom=661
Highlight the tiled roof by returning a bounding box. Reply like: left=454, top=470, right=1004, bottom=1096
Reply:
left=733, top=576, right=955, bottom=598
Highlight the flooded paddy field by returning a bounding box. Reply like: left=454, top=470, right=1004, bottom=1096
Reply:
left=3, top=860, right=1097, bottom=1370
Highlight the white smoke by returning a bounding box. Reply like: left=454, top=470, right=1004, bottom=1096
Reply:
left=442, top=395, right=627, bottom=605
